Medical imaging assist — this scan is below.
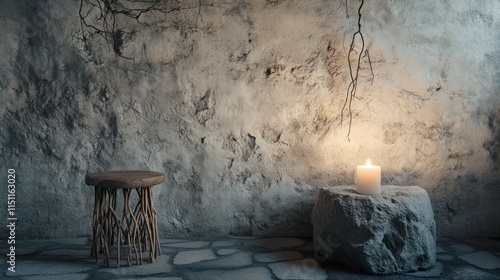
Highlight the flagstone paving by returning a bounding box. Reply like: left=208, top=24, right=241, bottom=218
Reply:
left=173, top=249, right=217, bottom=265
left=459, top=251, right=500, bottom=270
left=216, top=248, right=239, bottom=256
left=3, top=237, right=500, bottom=279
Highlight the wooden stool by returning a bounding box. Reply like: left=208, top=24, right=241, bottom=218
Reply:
left=85, top=170, right=165, bottom=267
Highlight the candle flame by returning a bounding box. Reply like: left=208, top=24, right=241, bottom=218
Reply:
left=366, top=158, right=371, bottom=166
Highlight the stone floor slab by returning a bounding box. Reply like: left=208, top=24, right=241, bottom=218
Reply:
left=157, top=247, right=178, bottom=255
left=437, top=237, right=451, bottom=242
left=436, top=246, right=446, bottom=254
left=459, top=251, right=500, bottom=270
left=5, top=237, right=500, bottom=280
left=228, top=236, right=258, bottom=240
left=450, top=267, right=500, bottom=280
left=120, top=277, right=183, bottom=280
left=212, top=240, right=239, bottom=247
left=173, top=249, right=217, bottom=265
left=14, top=247, right=44, bottom=256
left=160, top=238, right=190, bottom=244
left=27, top=238, right=89, bottom=246
left=166, top=241, right=210, bottom=249
left=54, top=238, right=90, bottom=246
left=254, top=251, right=304, bottom=263
left=38, top=248, right=92, bottom=262
left=4, top=260, right=91, bottom=277
left=20, top=273, right=89, bottom=280
left=190, top=252, right=253, bottom=268
left=246, top=237, right=306, bottom=249
left=404, top=262, right=443, bottom=277
left=437, top=253, right=455, bottom=262
left=450, top=243, right=477, bottom=255
left=185, top=267, right=273, bottom=280
left=268, top=258, right=327, bottom=280
left=295, top=242, right=315, bottom=253
left=465, top=238, right=500, bottom=250
left=216, top=248, right=239, bottom=256
left=105, top=255, right=173, bottom=275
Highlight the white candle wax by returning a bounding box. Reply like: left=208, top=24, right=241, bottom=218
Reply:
left=356, top=159, right=381, bottom=194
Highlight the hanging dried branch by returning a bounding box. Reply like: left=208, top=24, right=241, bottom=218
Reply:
left=78, top=0, right=217, bottom=62
left=340, top=0, right=372, bottom=142
left=364, top=49, right=374, bottom=84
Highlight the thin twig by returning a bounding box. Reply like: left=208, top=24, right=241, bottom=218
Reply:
left=340, top=0, right=365, bottom=142
left=345, top=0, right=349, bottom=18
left=336, top=0, right=342, bottom=11
left=365, top=49, right=374, bottom=85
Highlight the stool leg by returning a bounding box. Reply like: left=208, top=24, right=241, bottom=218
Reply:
left=91, top=187, right=110, bottom=266
left=91, top=187, right=100, bottom=260
left=103, top=189, right=111, bottom=266
left=133, top=189, right=144, bottom=264
left=141, top=188, right=153, bottom=258
left=107, top=190, right=122, bottom=268
left=137, top=187, right=160, bottom=262
left=143, top=188, right=154, bottom=260
left=107, top=189, right=115, bottom=248
left=122, top=189, right=133, bottom=266
left=146, top=186, right=161, bottom=260
left=111, top=207, right=123, bottom=267
left=128, top=189, right=142, bottom=265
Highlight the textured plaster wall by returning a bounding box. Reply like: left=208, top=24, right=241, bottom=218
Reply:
left=0, top=0, right=499, bottom=239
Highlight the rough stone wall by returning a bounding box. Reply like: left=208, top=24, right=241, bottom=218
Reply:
left=0, top=0, right=499, bottom=239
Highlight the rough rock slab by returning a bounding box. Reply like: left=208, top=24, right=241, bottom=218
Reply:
left=312, top=185, right=436, bottom=274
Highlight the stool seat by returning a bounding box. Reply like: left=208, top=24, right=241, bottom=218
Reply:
left=85, top=170, right=165, bottom=189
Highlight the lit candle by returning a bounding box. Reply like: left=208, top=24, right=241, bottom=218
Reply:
left=356, top=159, right=381, bottom=194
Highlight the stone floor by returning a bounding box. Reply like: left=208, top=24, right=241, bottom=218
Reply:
left=2, top=236, right=500, bottom=279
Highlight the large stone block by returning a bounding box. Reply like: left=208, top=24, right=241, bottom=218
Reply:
left=312, top=185, right=436, bottom=274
